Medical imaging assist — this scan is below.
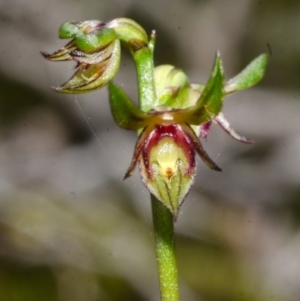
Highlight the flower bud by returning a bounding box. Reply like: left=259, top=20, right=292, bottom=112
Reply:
left=41, top=20, right=121, bottom=93
left=153, top=65, right=199, bottom=109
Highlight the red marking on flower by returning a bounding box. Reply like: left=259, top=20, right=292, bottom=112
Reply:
left=141, top=124, right=196, bottom=179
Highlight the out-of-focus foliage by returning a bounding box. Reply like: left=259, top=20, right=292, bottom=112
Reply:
left=0, top=0, right=299, bottom=300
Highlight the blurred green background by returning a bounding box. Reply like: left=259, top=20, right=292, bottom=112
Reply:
left=0, top=0, right=300, bottom=300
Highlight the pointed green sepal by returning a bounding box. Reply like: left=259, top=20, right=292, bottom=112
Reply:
left=177, top=52, right=225, bottom=125
left=225, top=53, right=269, bottom=94
left=108, top=82, right=152, bottom=130
left=195, top=52, right=225, bottom=113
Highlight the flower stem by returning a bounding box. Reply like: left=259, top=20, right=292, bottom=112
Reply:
left=133, top=33, right=157, bottom=112
left=133, top=35, right=180, bottom=300
left=151, top=194, right=180, bottom=301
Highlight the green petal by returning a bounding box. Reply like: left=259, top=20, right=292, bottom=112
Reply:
left=224, top=53, right=268, bottom=94
left=108, top=82, right=152, bottom=130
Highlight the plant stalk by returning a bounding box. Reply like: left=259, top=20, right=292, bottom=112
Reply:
left=151, top=195, right=180, bottom=301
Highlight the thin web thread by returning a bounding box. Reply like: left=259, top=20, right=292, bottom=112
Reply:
left=74, top=96, right=150, bottom=222
left=74, top=97, right=108, bottom=156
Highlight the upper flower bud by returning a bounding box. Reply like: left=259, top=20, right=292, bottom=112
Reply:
left=41, top=18, right=149, bottom=93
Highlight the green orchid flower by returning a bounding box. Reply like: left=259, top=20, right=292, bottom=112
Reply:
left=42, top=18, right=268, bottom=217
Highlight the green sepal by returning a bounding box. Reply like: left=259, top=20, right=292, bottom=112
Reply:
left=108, top=82, right=151, bottom=130
left=76, top=28, right=118, bottom=53
left=225, top=53, right=269, bottom=94
left=195, top=52, right=224, bottom=113
left=59, top=21, right=80, bottom=39
left=179, top=52, right=225, bottom=125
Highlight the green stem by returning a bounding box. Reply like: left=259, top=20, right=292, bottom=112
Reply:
left=151, top=195, right=180, bottom=301
left=133, top=41, right=157, bottom=112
